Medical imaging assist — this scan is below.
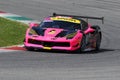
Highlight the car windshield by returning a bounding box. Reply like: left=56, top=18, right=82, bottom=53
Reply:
left=39, top=21, right=81, bottom=30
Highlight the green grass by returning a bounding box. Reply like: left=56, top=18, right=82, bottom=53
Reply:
left=0, top=17, right=28, bottom=47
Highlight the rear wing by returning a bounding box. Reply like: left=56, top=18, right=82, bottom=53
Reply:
left=53, top=13, right=104, bottom=24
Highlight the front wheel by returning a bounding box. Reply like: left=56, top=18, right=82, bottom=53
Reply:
left=25, top=47, right=35, bottom=51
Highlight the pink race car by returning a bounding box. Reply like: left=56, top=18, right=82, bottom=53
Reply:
left=24, top=13, right=104, bottom=52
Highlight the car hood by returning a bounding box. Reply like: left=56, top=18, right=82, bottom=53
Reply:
left=32, top=27, right=77, bottom=38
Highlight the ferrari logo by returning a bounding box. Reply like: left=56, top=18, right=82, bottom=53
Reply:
left=48, top=30, right=56, bottom=34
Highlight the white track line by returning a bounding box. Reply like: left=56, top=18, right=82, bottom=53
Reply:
left=0, top=49, right=17, bottom=53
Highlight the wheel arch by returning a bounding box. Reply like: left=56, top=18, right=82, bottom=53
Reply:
left=91, top=25, right=102, bottom=38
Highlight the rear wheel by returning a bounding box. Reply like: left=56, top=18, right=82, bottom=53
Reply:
left=91, top=25, right=101, bottom=51
left=95, top=33, right=101, bottom=51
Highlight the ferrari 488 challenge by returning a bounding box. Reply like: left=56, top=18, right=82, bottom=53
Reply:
left=24, top=13, right=104, bottom=52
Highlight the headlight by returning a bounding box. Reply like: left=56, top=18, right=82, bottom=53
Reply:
left=29, top=29, right=38, bottom=35
left=66, top=32, right=77, bottom=39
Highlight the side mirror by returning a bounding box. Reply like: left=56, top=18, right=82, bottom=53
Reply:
left=79, top=30, right=84, bottom=34
left=29, top=23, right=39, bottom=28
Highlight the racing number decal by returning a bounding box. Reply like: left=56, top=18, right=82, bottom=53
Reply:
left=48, top=30, right=56, bottom=34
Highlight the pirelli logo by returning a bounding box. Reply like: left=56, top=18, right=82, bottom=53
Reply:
left=51, top=17, right=81, bottom=24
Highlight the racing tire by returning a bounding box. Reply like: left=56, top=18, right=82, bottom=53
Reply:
left=95, top=33, right=101, bottom=51
left=25, top=47, right=35, bottom=51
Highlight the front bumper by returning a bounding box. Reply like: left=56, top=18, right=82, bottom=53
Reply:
left=24, top=37, right=80, bottom=51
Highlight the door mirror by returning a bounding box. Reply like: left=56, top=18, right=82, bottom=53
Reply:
left=29, top=23, right=39, bottom=28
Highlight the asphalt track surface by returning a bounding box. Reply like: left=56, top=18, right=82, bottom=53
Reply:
left=0, top=0, right=120, bottom=80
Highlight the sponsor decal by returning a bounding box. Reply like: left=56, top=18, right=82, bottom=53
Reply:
left=43, top=47, right=51, bottom=50
left=51, top=17, right=80, bottom=24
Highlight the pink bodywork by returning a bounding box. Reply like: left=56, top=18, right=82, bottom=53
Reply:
left=24, top=21, right=94, bottom=51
